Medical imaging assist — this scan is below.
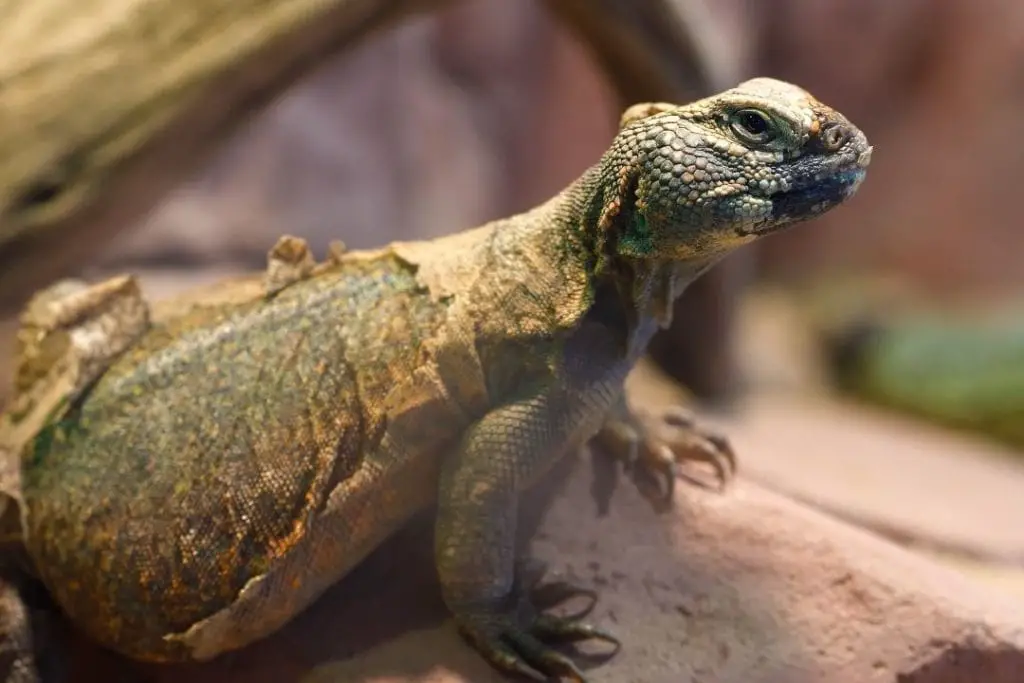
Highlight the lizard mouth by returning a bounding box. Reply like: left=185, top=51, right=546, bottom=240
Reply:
left=754, top=166, right=866, bottom=235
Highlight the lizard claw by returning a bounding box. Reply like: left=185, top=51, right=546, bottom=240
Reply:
left=457, top=612, right=616, bottom=682
left=453, top=570, right=617, bottom=682
left=641, top=404, right=737, bottom=493
left=591, top=404, right=737, bottom=513
left=516, top=559, right=598, bottom=620
left=527, top=583, right=598, bottom=621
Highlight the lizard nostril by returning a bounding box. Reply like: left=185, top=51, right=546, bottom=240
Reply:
left=820, top=123, right=848, bottom=152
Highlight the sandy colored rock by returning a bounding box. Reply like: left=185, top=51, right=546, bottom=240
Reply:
left=712, top=395, right=1024, bottom=564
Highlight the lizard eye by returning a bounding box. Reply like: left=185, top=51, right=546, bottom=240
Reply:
left=11, top=158, right=77, bottom=215
left=16, top=176, right=65, bottom=210
left=731, top=108, right=775, bottom=144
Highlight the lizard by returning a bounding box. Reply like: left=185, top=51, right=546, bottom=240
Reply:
left=0, top=0, right=724, bottom=318
left=0, top=77, right=871, bottom=682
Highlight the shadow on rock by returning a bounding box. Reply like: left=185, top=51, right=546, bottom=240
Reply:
left=897, top=647, right=1024, bottom=683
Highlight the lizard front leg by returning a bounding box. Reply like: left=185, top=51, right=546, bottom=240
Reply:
left=435, top=391, right=618, bottom=682
left=590, top=395, right=736, bottom=514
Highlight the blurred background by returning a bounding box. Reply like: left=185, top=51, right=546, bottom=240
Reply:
left=3, top=0, right=1024, bottom=605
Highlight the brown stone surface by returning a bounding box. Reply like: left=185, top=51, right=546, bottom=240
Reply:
left=709, top=395, right=1024, bottom=564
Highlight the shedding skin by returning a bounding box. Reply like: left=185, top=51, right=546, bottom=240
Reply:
left=0, top=78, right=871, bottom=681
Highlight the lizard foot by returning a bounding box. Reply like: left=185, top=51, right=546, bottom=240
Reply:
left=592, top=404, right=737, bottom=513
left=516, top=558, right=597, bottom=620
left=454, top=566, right=618, bottom=682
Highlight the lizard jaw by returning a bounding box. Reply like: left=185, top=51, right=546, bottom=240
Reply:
left=753, top=150, right=871, bottom=236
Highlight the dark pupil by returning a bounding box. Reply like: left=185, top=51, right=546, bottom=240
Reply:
left=18, top=179, right=63, bottom=208
left=740, top=112, right=768, bottom=135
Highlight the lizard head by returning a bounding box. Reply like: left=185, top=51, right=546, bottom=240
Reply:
left=596, top=77, right=872, bottom=261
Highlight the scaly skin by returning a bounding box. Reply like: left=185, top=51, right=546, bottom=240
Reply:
left=6, top=78, right=870, bottom=681
left=0, top=0, right=716, bottom=317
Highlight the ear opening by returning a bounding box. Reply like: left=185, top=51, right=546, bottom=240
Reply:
left=593, top=166, right=667, bottom=348
left=618, top=102, right=677, bottom=130
left=599, top=167, right=653, bottom=262
left=597, top=166, right=639, bottom=240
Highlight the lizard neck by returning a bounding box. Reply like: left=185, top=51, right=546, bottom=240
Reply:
left=593, top=257, right=721, bottom=360
left=563, top=165, right=724, bottom=358
left=475, top=164, right=722, bottom=360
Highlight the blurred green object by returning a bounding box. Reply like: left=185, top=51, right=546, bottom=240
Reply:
left=826, top=310, right=1024, bottom=451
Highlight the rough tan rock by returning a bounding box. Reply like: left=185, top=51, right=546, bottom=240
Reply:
left=712, top=395, right=1024, bottom=564
left=63, top=450, right=1024, bottom=683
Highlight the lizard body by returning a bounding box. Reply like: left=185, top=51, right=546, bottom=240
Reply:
left=3, top=78, right=870, bottom=681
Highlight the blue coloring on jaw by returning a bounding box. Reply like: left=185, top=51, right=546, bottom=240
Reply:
left=770, top=168, right=865, bottom=221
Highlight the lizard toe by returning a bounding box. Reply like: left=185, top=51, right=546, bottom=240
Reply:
left=454, top=572, right=615, bottom=682
left=632, top=406, right=738, bottom=504
left=456, top=614, right=590, bottom=682
left=527, top=580, right=598, bottom=620
left=458, top=622, right=548, bottom=682
left=531, top=612, right=620, bottom=650
left=503, top=628, right=589, bottom=682
left=590, top=402, right=739, bottom=513
left=515, top=559, right=598, bottom=619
